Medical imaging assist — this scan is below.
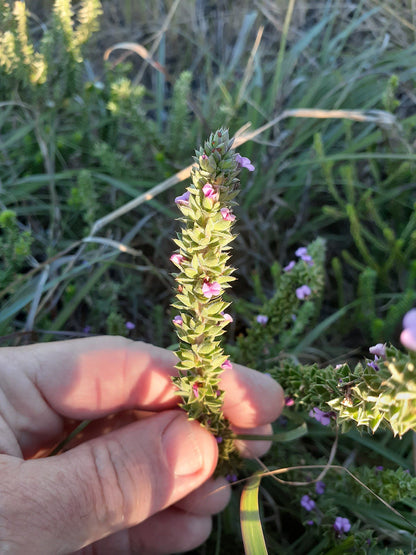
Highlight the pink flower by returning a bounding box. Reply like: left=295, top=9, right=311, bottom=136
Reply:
left=172, top=315, right=183, bottom=326
left=192, top=383, right=199, bottom=398
left=202, top=183, right=219, bottom=201
left=400, top=309, right=416, bottom=351
left=221, top=312, right=233, bottom=322
left=202, top=280, right=221, bottom=299
left=334, top=517, right=351, bottom=534
left=296, top=284, right=311, bottom=300
left=220, top=207, right=236, bottom=221
left=295, top=247, right=313, bottom=265
left=369, top=343, right=386, bottom=358
left=315, top=481, right=325, bottom=495
left=235, top=153, right=255, bottom=171
left=221, top=359, right=232, bottom=370
left=170, top=253, right=184, bottom=265
left=309, top=407, right=331, bottom=426
left=174, top=191, right=190, bottom=205
left=300, top=495, right=315, bottom=511
left=284, top=260, right=295, bottom=272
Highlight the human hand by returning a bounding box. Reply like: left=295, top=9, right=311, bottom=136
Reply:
left=0, top=336, right=284, bottom=554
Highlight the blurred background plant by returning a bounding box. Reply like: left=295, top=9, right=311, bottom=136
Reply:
left=1, top=0, right=416, bottom=552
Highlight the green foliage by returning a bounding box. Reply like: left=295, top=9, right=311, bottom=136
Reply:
left=273, top=345, right=416, bottom=437
left=166, top=70, right=192, bottom=158
left=234, top=238, right=326, bottom=368
left=328, top=347, right=416, bottom=437
left=382, top=74, right=400, bottom=114
left=351, top=466, right=416, bottom=504
left=68, top=169, right=98, bottom=230
left=0, top=0, right=102, bottom=100
left=312, top=127, right=416, bottom=344
left=106, top=311, right=127, bottom=336
left=0, top=209, right=32, bottom=288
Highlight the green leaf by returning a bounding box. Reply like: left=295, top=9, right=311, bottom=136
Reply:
left=205, top=300, right=229, bottom=316
left=240, top=473, right=268, bottom=555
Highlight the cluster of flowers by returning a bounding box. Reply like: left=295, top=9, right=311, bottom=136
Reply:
left=284, top=246, right=314, bottom=300
left=254, top=245, right=317, bottom=328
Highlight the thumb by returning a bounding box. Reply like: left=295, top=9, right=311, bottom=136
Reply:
left=2, top=410, right=218, bottom=554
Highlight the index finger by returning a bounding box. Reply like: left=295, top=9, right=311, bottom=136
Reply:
left=17, top=336, right=283, bottom=427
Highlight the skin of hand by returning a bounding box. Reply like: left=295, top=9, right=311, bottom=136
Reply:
left=0, top=336, right=284, bottom=554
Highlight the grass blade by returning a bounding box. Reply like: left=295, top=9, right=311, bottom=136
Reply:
left=240, top=473, right=268, bottom=555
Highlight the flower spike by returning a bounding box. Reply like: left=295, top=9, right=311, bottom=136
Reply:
left=171, top=128, right=249, bottom=475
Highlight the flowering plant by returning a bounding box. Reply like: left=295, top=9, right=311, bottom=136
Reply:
left=170, top=130, right=416, bottom=553
left=170, top=128, right=253, bottom=474
left=275, top=338, right=416, bottom=437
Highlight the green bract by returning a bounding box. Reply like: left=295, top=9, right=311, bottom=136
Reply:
left=171, top=128, right=244, bottom=475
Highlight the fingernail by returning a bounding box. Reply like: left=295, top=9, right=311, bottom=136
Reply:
left=162, top=415, right=203, bottom=476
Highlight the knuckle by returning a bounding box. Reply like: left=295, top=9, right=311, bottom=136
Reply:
left=87, top=438, right=137, bottom=529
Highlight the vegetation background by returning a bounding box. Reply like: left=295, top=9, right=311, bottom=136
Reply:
left=1, top=0, right=416, bottom=553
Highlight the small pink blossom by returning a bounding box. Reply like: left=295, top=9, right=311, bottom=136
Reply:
left=285, top=397, right=295, bottom=407
left=300, top=495, right=315, bottom=511
left=296, top=284, right=311, bottom=300
left=220, top=207, right=236, bottom=221
left=400, top=309, right=416, bottom=351
left=202, top=183, right=219, bottom=201
left=235, top=153, right=255, bottom=171
left=174, top=190, right=190, bottom=205
left=202, top=280, right=221, bottom=299
left=192, top=383, right=199, bottom=398
left=221, top=312, right=233, bottom=322
left=369, top=343, right=386, bottom=358
left=172, top=315, right=183, bottom=326
left=170, top=253, right=184, bottom=265
left=284, top=260, right=295, bottom=272
left=334, top=517, right=351, bottom=534
left=315, top=481, right=325, bottom=495
left=295, top=247, right=308, bottom=257
left=309, top=407, right=331, bottom=426
left=221, top=359, right=232, bottom=370
left=295, top=247, right=313, bottom=265
left=367, top=359, right=380, bottom=372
